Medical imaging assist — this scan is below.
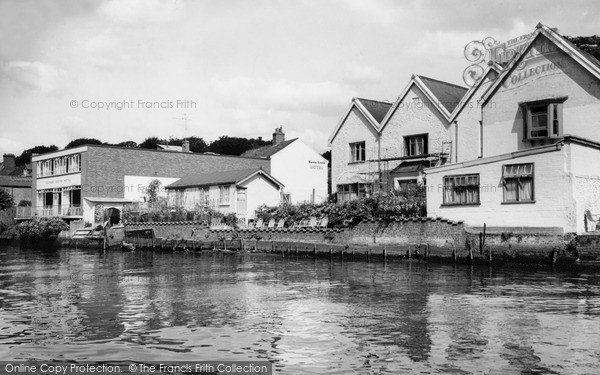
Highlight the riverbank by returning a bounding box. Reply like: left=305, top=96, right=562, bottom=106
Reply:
left=119, top=219, right=600, bottom=268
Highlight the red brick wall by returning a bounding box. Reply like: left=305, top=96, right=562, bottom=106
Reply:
left=83, top=146, right=270, bottom=198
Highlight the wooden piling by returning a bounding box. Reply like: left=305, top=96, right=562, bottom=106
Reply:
left=425, top=244, right=429, bottom=262
left=329, top=247, right=333, bottom=259
left=313, top=244, right=317, bottom=258
left=452, top=248, right=457, bottom=264
left=406, top=246, right=411, bottom=260
left=383, top=246, right=387, bottom=262
left=340, top=246, right=344, bottom=260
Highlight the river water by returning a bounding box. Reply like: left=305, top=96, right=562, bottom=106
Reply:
left=0, top=245, right=599, bottom=374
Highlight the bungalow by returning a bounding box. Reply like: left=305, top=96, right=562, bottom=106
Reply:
left=425, top=23, right=600, bottom=234
left=165, top=168, right=283, bottom=222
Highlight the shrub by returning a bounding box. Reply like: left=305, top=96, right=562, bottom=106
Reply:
left=10, top=217, right=69, bottom=247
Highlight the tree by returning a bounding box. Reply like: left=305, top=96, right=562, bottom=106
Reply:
left=115, top=141, right=138, bottom=148
left=187, top=136, right=208, bottom=153
left=565, top=35, right=600, bottom=61
left=139, top=137, right=168, bottom=150
left=15, top=145, right=58, bottom=166
left=65, top=138, right=103, bottom=149
left=0, top=188, right=14, bottom=210
left=208, top=136, right=256, bottom=155
left=146, top=179, right=162, bottom=205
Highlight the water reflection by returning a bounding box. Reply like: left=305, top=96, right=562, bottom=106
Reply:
left=1, top=246, right=600, bottom=373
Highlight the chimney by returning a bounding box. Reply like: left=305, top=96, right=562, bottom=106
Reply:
left=272, top=127, right=285, bottom=145
left=182, top=139, right=190, bottom=153
left=3, top=153, right=15, bottom=171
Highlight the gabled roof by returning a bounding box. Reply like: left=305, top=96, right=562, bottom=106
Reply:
left=379, top=75, right=468, bottom=130
left=481, top=23, right=600, bottom=106
left=418, top=76, right=469, bottom=114
left=240, top=138, right=297, bottom=158
left=449, top=64, right=502, bottom=122
left=328, top=97, right=392, bottom=145
left=165, top=168, right=283, bottom=189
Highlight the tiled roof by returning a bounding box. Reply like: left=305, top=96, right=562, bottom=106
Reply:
left=418, top=76, right=468, bottom=113
left=0, top=164, right=30, bottom=177
left=356, top=98, right=392, bottom=124
left=240, top=139, right=297, bottom=158
left=0, top=175, right=32, bottom=188
left=166, top=168, right=282, bottom=189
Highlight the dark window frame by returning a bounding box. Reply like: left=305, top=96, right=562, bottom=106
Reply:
left=442, top=173, right=480, bottom=206
left=349, top=141, right=366, bottom=163
left=502, top=163, right=535, bottom=204
left=404, top=134, right=429, bottom=157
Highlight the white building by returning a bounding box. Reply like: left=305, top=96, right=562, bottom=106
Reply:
left=241, top=127, right=328, bottom=203
left=165, top=168, right=283, bottom=222
left=426, top=24, right=600, bottom=234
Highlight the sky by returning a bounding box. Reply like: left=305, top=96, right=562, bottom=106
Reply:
left=1, top=0, right=599, bottom=155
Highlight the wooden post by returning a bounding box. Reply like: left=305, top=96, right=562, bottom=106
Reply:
left=313, top=244, right=317, bottom=258
left=425, top=244, right=429, bottom=262
left=383, top=246, right=387, bottom=262
left=367, top=247, right=371, bottom=262
left=479, top=232, right=483, bottom=255
left=452, top=248, right=457, bottom=264
left=296, top=244, right=298, bottom=256
left=340, top=246, right=344, bottom=260
left=254, top=240, right=257, bottom=252
left=469, top=245, right=473, bottom=265
left=482, top=223, right=487, bottom=252
left=271, top=241, right=274, bottom=252
left=329, top=247, right=333, bottom=259
left=406, top=246, right=411, bottom=260
left=151, top=235, right=155, bottom=251
left=488, top=245, right=492, bottom=266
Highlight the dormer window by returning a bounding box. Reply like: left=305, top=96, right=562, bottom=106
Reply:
left=522, top=98, right=565, bottom=141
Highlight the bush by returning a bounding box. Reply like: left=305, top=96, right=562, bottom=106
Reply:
left=254, top=187, right=426, bottom=228
left=10, top=217, right=69, bottom=247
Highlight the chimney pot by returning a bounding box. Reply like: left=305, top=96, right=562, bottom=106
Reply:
left=272, top=126, right=285, bottom=145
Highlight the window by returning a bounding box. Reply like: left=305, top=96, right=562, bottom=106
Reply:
left=404, top=134, right=428, bottom=156
left=503, top=163, right=534, bottom=203
left=219, top=185, right=230, bottom=205
left=199, top=188, right=209, bottom=204
left=349, top=142, right=366, bottom=163
left=443, top=174, right=480, bottom=205
left=337, top=183, right=370, bottom=203
left=522, top=100, right=564, bottom=140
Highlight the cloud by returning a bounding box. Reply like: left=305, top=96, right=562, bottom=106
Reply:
left=338, top=0, right=400, bottom=26
left=342, top=62, right=383, bottom=85
left=99, top=0, right=184, bottom=25
left=1, top=60, right=60, bottom=94
left=213, top=76, right=353, bottom=117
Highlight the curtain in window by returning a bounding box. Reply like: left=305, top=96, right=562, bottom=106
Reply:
left=519, top=179, right=533, bottom=201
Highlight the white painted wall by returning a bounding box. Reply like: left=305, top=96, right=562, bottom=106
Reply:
left=452, top=71, right=498, bottom=163
left=426, top=147, right=575, bottom=231
left=243, top=175, right=282, bottom=219
left=271, top=139, right=328, bottom=203
left=570, top=142, right=600, bottom=233
left=330, top=107, right=380, bottom=194
left=482, top=35, right=600, bottom=157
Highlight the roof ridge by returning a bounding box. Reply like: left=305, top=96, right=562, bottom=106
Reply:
left=355, top=97, right=393, bottom=104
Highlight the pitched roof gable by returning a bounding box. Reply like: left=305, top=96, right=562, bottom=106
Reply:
left=379, top=75, right=468, bottom=130
left=418, top=76, right=469, bottom=114
left=328, top=97, right=391, bottom=145
left=449, top=65, right=502, bottom=122
left=165, top=168, right=283, bottom=189
left=240, top=138, right=297, bottom=158
left=481, top=23, right=600, bottom=106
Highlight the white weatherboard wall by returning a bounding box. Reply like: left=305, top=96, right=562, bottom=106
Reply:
left=124, top=176, right=180, bottom=202
left=271, top=139, right=328, bottom=203
left=330, top=107, right=379, bottom=194
left=482, top=36, right=600, bottom=157
left=426, top=146, right=575, bottom=231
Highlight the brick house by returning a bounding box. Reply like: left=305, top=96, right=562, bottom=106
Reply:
left=0, top=153, right=32, bottom=205
left=328, top=75, right=468, bottom=202
left=25, top=145, right=269, bottom=224
left=426, top=24, right=600, bottom=234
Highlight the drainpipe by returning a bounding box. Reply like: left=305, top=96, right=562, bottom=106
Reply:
left=454, top=121, right=458, bottom=163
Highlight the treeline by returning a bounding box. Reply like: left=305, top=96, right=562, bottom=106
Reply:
left=13, top=135, right=272, bottom=166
